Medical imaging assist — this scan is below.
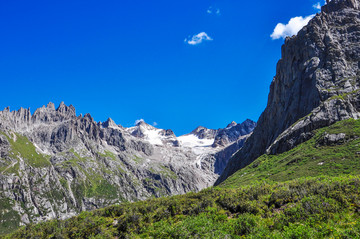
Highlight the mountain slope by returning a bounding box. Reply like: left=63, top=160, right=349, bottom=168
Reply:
left=0, top=102, right=255, bottom=234
left=5, top=175, right=360, bottom=238
left=216, top=0, right=360, bottom=185
left=220, top=118, right=360, bottom=188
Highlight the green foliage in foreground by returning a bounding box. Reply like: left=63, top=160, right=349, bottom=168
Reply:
left=4, top=176, right=360, bottom=238
left=220, top=118, right=360, bottom=188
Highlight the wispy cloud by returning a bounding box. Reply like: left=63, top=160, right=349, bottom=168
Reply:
left=207, top=6, right=220, bottom=15
left=185, top=32, right=213, bottom=45
left=153, top=122, right=158, bottom=127
left=270, top=14, right=315, bottom=40
left=135, top=119, right=144, bottom=125
left=313, top=2, right=321, bottom=10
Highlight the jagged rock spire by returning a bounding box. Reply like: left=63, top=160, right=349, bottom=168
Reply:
left=47, top=102, right=55, bottom=110
left=102, top=118, right=117, bottom=128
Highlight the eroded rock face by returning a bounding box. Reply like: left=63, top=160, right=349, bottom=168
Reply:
left=216, top=0, right=360, bottom=185
left=0, top=102, right=255, bottom=231
left=212, top=120, right=256, bottom=147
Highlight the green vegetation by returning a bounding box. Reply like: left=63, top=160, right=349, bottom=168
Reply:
left=4, top=176, right=360, bottom=238
left=58, top=149, right=119, bottom=199
left=149, top=166, right=178, bottom=180
left=0, top=161, right=19, bottom=175
left=220, top=118, right=360, bottom=188
left=98, top=150, right=117, bottom=161
left=1, top=131, right=50, bottom=168
left=85, top=178, right=118, bottom=199
left=159, top=165, right=178, bottom=180
left=0, top=198, right=21, bottom=236
left=133, top=155, right=144, bottom=164
left=4, top=119, right=360, bottom=238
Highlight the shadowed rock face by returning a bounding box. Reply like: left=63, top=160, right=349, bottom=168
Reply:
left=0, top=102, right=254, bottom=231
left=212, top=119, right=256, bottom=147
left=216, top=0, right=360, bottom=185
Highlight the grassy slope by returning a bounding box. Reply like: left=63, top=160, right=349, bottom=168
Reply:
left=220, top=118, right=360, bottom=188
left=3, top=119, right=360, bottom=238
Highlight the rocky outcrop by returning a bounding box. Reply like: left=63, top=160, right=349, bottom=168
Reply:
left=317, top=132, right=347, bottom=146
left=216, top=0, right=360, bottom=185
left=190, top=126, right=218, bottom=140
left=212, top=119, right=256, bottom=147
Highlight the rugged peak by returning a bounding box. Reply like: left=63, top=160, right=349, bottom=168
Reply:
left=243, top=119, right=255, bottom=124
left=190, top=126, right=217, bottom=140
left=56, top=102, right=76, bottom=118
left=212, top=119, right=257, bottom=147
left=135, top=119, right=147, bottom=126
left=240, top=119, right=257, bottom=128
left=102, top=118, right=117, bottom=128
left=323, top=0, right=360, bottom=12
left=226, top=121, right=237, bottom=128
left=47, top=102, right=55, bottom=111
left=191, top=126, right=207, bottom=132
left=136, top=120, right=155, bottom=131
left=84, top=113, right=93, bottom=120
left=159, top=129, right=176, bottom=137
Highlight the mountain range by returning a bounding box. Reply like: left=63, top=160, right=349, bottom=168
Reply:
left=0, top=103, right=255, bottom=233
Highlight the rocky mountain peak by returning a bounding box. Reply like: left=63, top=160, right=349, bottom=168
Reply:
left=226, top=121, right=237, bottom=128
left=47, top=102, right=56, bottom=111
left=102, top=118, right=117, bottom=128
left=56, top=102, right=76, bottom=118
left=212, top=119, right=257, bottom=147
left=190, top=126, right=217, bottom=140
left=83, top=113, right=93, bottom=120
left=30, top=102, right=77, bottom=124
left=323, top=0, right=360, bottom=12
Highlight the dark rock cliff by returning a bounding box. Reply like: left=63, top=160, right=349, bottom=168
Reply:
left=216, top=0, right=360, bottom=185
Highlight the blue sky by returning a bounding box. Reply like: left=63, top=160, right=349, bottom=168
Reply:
left=0, top=0, right=323, bottom=135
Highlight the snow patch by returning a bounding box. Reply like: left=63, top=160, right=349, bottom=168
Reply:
left=177, top=134, right=215, bottom=155
left=143, top=128, right=164, bottom=145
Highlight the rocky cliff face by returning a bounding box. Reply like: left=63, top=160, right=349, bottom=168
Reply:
left=212, top=119, right=257, bottom=147
left=0, top=102, right=255, bottom=232
left=216, top=0, right=360, bottom=185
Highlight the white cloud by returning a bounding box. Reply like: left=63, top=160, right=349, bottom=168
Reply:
left=185, top=32, right=213, bottom=45
left=153, top=122, right=158, bottom=126
left=270, top=14, right=315, bottom=40
left=207, top=6, right=220, bottom=15
left=135, top=119, right=144, bottom=125
left=313, top=2, right=321, bottom=10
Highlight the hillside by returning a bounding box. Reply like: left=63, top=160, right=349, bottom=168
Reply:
left=220, top=118, right=360, bottom=188
left=3, top=119, right=360, bottom=238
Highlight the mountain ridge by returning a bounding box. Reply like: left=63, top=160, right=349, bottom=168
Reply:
left=0, top=102, right=256, bottom=234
